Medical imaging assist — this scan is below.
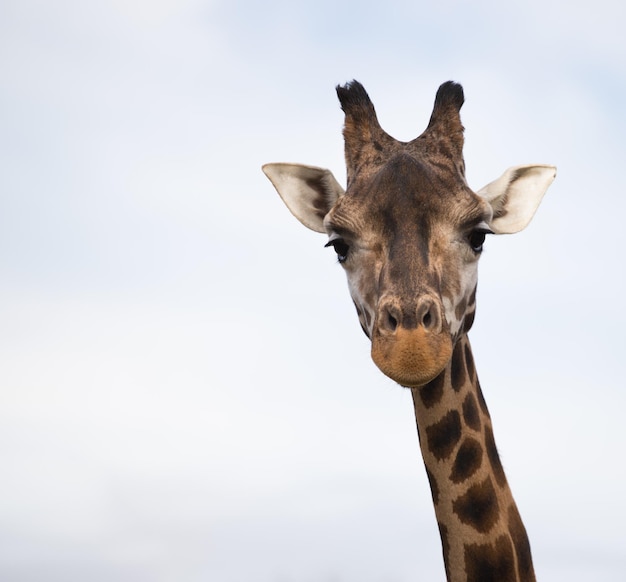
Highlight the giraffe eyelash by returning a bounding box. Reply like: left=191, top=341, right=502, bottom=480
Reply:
left=325, top=237, right=350, bottom=263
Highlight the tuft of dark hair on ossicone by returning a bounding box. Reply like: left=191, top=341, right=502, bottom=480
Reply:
left=336, top=80, right=377, bottom=120
left=434, top=81, right=465, bottom=110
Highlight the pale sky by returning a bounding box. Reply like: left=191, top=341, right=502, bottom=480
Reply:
left=1, top=1, right=625, bottom=581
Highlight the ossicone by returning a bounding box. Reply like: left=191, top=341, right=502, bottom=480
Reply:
left=416, top=80, right=465, bottom=159
left=424, top=81, right=465, bottom=133
left=336, top=80, right=395, bottom=184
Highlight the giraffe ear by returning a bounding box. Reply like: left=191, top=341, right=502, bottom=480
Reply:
left=478, top=165, right=557, bottom=234
left=262, top=163, right=345, bottom=233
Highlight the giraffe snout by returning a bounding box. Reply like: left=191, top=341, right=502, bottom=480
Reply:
left=372, top=295, right=451, bottom=387
left=377, top=295, right=444, bottom=334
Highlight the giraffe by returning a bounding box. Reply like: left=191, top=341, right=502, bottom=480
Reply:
left=262, top=80, right=556, bottom=582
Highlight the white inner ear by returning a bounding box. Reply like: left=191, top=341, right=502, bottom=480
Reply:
left=478, top=165, right=556, bottom=234
left=262, top=163, right=344, bottom=233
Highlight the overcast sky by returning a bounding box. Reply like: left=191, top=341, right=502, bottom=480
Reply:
left=1, top=1, right=625, bottom=581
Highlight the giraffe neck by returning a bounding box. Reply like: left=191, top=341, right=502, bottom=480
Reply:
left=410, top=335, right=535, bottom=582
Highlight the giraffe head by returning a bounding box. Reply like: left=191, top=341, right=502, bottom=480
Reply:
left=264, top=81, right=555, bottom=388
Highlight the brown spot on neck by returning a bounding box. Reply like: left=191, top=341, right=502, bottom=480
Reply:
left=450, top=437, right=483, bottom=484
left=420, top=370, right=445, bottom=408
left=452, top=476, right=500, bottom=533
left=462, top=392, right=481, bottom=432
left=464, top=534, right=516, bottom=582
left=426, top=409, right=462, bottom=461
left=464, top=342, right=475, bottom=381
left=450, top=340, right=467, bottom=392
left=508, top=504, right=536, bottom=582
left=484, top=423, right=507, bottom=488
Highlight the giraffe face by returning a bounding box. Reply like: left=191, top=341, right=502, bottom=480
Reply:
left=323, top=152, right=492, bottom=387
left=263, top=80, right=555, bottom=389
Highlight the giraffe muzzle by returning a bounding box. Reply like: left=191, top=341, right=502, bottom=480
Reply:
left=371, top=297, right=452, bottom=387
left=371, top=326, right=452, bottom=387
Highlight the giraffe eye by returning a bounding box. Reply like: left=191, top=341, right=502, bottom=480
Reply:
left=325, top=238, right=350, bottom=263
left=468, top=229, right=492, bottom=253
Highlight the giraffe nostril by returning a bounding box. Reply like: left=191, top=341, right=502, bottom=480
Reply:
left=378, top=301, right=400, bottom=333
left=417, top=297, right=441, bottom=332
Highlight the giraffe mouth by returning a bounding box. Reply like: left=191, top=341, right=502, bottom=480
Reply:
left=371, top=326, right=452, bottom=387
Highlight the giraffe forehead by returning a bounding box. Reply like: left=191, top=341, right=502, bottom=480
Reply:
left=330, top=153, right=485, bottom=241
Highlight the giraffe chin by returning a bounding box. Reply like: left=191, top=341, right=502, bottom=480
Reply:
left=371, top=326, right=453, bottom=388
